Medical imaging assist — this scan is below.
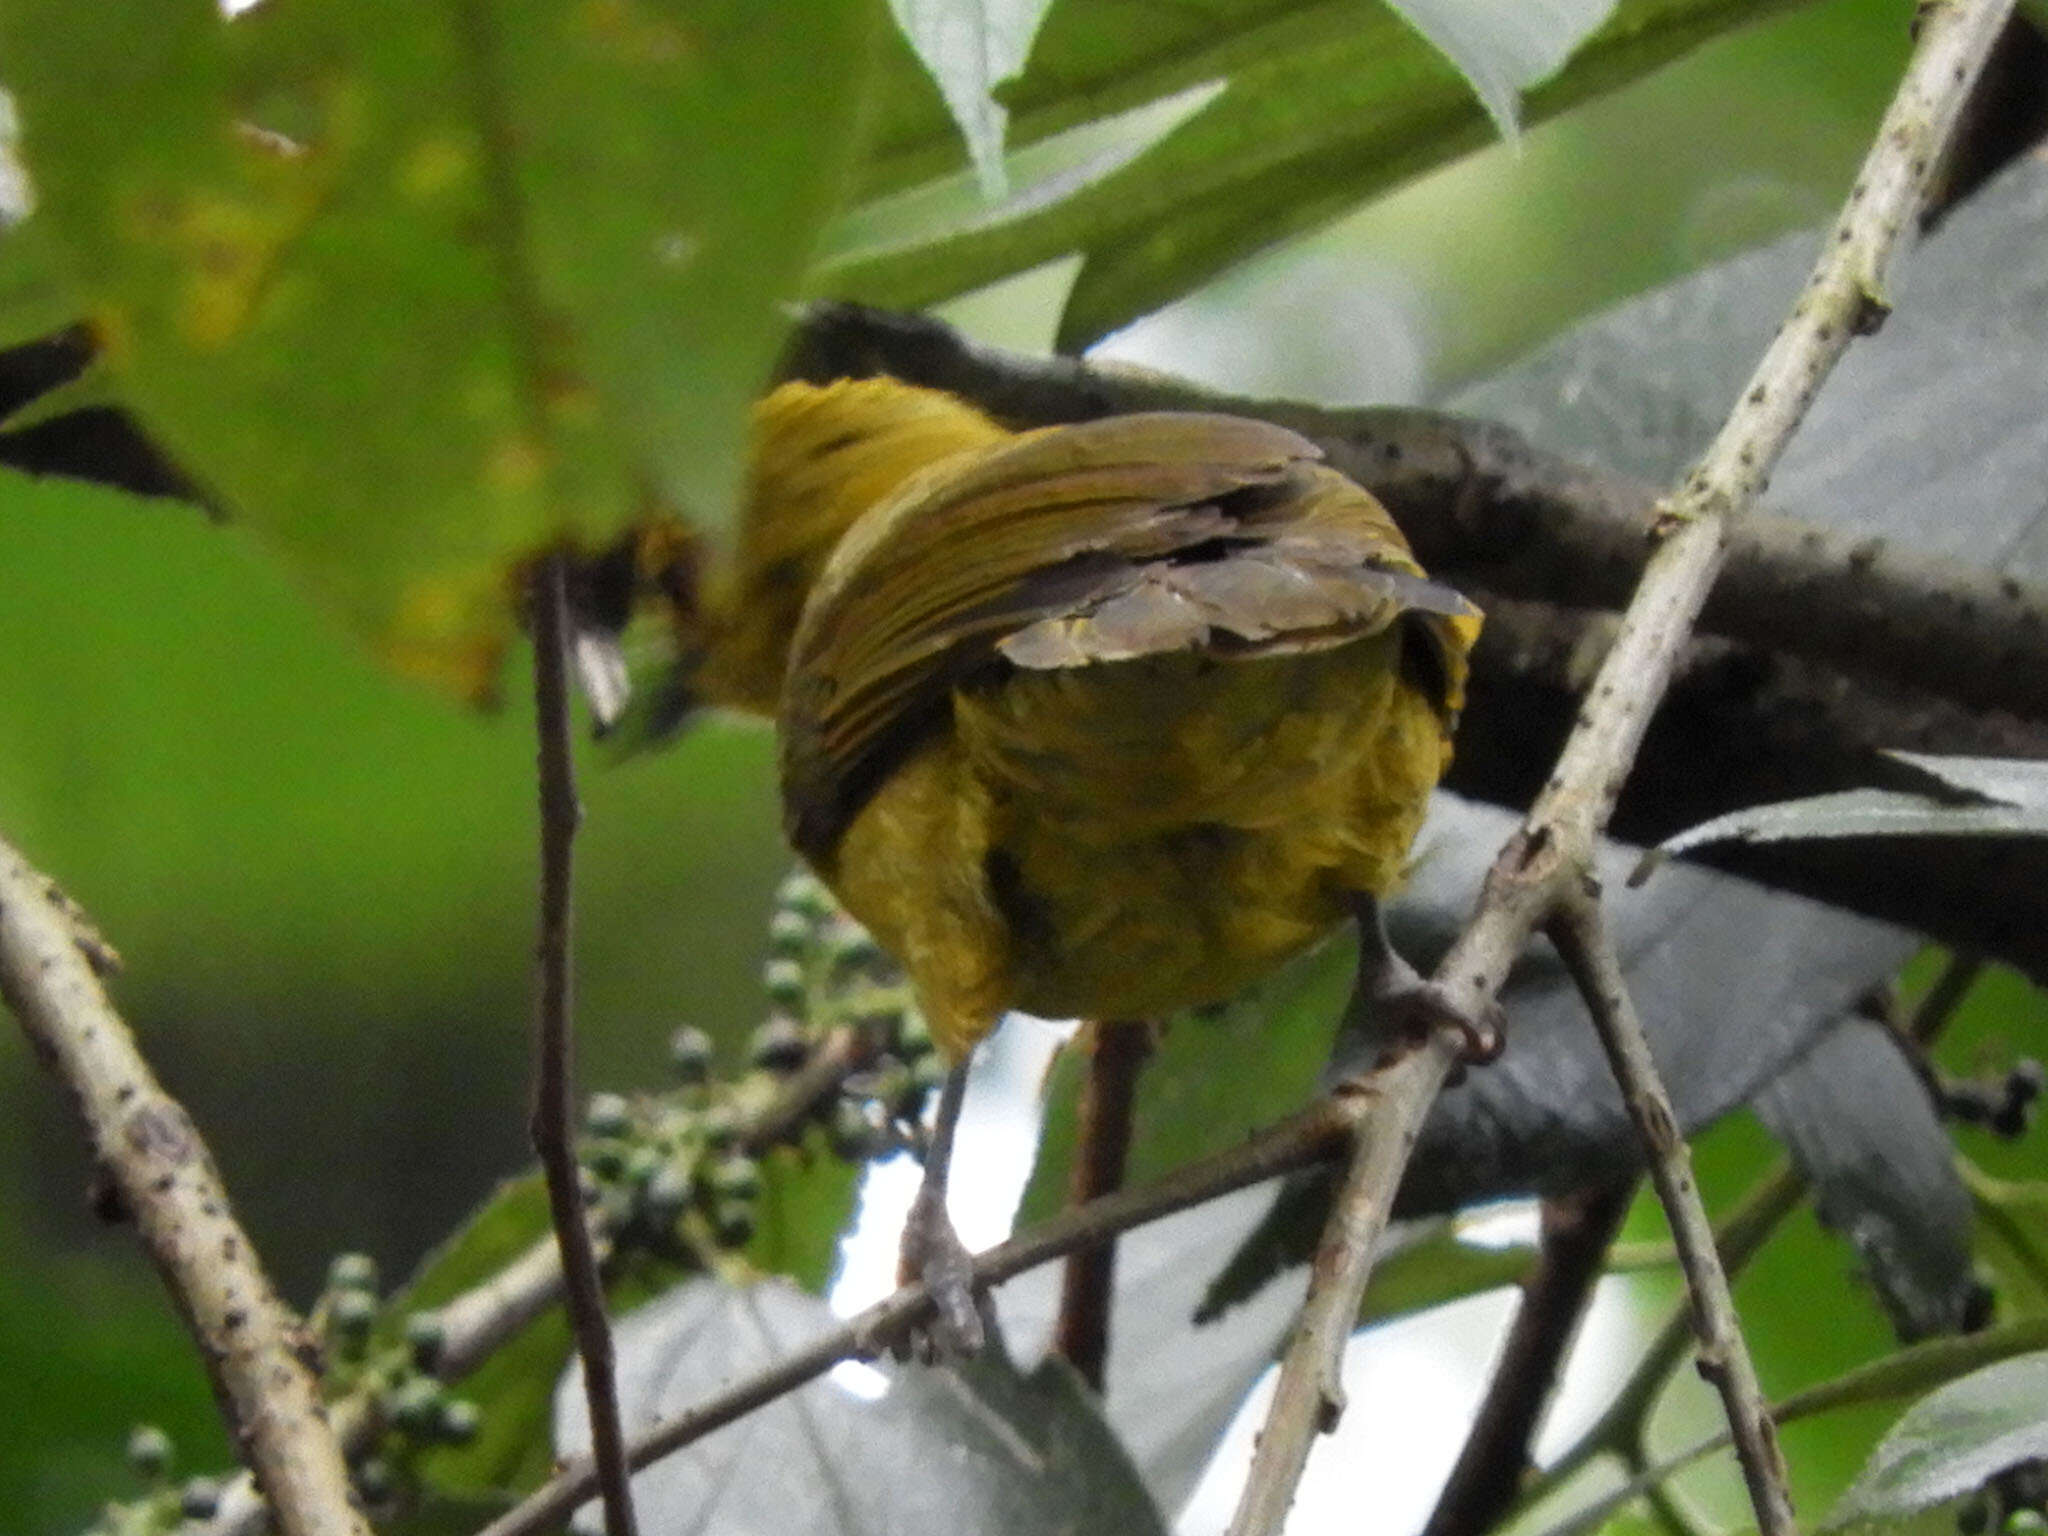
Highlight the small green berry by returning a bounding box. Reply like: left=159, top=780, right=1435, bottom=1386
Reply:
left=404, top=1312, right=446, bottom=1371
left=700, top=1103, right=741, bottom=1151
left=668, top=1025, right=715, bottom=1084
left=762, top=957, right=807, bottom=1011
left=776, top=869, right=834, bottom=921
left=126, top=1425, right=173, bottom=1480
left=353, top=1458, right=394, bottom=1503
left=584, top=1092, right=632, bottom=1140
left=749, top=1015, right=809, bottom=1074
left=180, top=1478, right=223, bottom=1520
left=641, top=1163, right=692, bottom=1225
left=624, top=1146, right=663, bottom=1187
left=436, top=1398, right=482, bottom=1446
left=821, top=922, right=883, bottom=969
left=895, top=1010, right=933, bottom=1058
left=2008, top=1512, right=2047, bottom=1536
left=829, top=1099, right=884, bottom=1160
left=388, top=1376, right=445, bottom=1436
left=712, top=1202, right=756, bottom=1247
left=766, top=908, right=812, bottom=958
left=327, top=1252, right=378, bottom=1296
left=708, top=1154, right=762, bottom=1202
left=328, top=1287, right=378, bottom=1343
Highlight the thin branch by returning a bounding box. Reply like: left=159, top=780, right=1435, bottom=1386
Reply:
left=1909, top=949, right=1987, bottom=1045
left=1518, top=1160, right=1808, bottom=1515
left=528, top=553, right=637, bottom=1536
left=1052, top=1018, right=1153, bottom=1392
left=0, top=835, right=369, bottom=1536
left=1223, top=1043, right=1461, bottom=1536
left=1533, top=1314, right=2048, bottom=1536
left=1423, top=1177, right=1638, bottom=1536
left=1214, top=6, right=2012, bottom=1532
left=474, top=1082, right=1386, bottom=1536
left=1549, top=892, right=1797, bottom=1536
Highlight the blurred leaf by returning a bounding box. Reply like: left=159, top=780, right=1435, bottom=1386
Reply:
left=0, top=0, right=876, bottom=699
left=745, top=1136, right=861, bottom=1294
left=1386, top=0, right=1619, bottom=136
left=1824, top=1352, right=2048, bottom=1530
left=1650, top=754, right=2048, bottom=865
left=556, top=1275, right=1167, bottom=1535
left=821, top=0, right=1800, bottom=349
left=885, top=0, right=1059, bottom=198
left=1017, top=927, right=1356, bottom=1228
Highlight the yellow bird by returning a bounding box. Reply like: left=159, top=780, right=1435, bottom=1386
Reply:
left=652, top=376, right=1482, bottom=1349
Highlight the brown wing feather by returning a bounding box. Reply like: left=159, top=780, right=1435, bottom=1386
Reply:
left=779, top=414, right=1476, bottom=864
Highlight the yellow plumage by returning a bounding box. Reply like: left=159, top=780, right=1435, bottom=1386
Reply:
left=667, top=376, right=1480, bottom=1062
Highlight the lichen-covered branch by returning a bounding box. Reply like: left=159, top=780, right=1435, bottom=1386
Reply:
left=0, top=835, right=369, bottom=1536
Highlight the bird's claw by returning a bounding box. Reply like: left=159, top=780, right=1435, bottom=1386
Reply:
left=895, top=1187, right=990, bottom=1361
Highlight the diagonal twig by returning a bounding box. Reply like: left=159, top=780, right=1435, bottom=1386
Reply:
left=528, top=552, right=637, bottom=1536
left=1219, top=3, right=2015, bottom=1532
left=472, top=1073, right=1408, bottom=1536
left=0, top=835, right=370, bottom=1536
left=1549, top=890, right=1796, bottom=1536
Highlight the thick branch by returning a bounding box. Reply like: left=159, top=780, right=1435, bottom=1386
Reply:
left=783, top=309, right=2048, bottom=730
left=1549, top=893, right=1796, bottom=1536
left=1456, top=596, right=2048, bottom=980
left=0, top=836, right=369, bottom=1536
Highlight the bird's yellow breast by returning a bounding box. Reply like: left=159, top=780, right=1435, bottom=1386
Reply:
left=827, top=628, right=1448, bottom=1058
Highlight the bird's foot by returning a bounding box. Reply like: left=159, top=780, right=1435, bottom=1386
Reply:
left=894, top=1184, right=991, bottom=1361
left=1366, top=971, right=1505, bottom=1070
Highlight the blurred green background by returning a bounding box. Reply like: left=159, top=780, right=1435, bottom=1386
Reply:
left=4, top=1, right=2029, bottom=1531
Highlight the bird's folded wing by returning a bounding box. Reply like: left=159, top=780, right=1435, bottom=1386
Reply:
left=779, top=412, right=1477, bottom=862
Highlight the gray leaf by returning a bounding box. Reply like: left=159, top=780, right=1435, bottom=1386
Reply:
left=556, top=1276, right=1166, bottom=1536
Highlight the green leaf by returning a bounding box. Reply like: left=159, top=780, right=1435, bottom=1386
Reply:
left=744, top=1136, right=861, bottom=1294
left=819, top=0, right=1799, bottom=350
left=1824, top=1352, right=2048, bottom=1530
left=1385, top=0, right=1619, bottom=136
left=0, top=0, right=877, bottom=700
left=1018, top=927, right=1357, bottom=1228
left=1963, top=1163, right=2048, bottom=1316
left=885, top=0, right=1060, bottom=199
